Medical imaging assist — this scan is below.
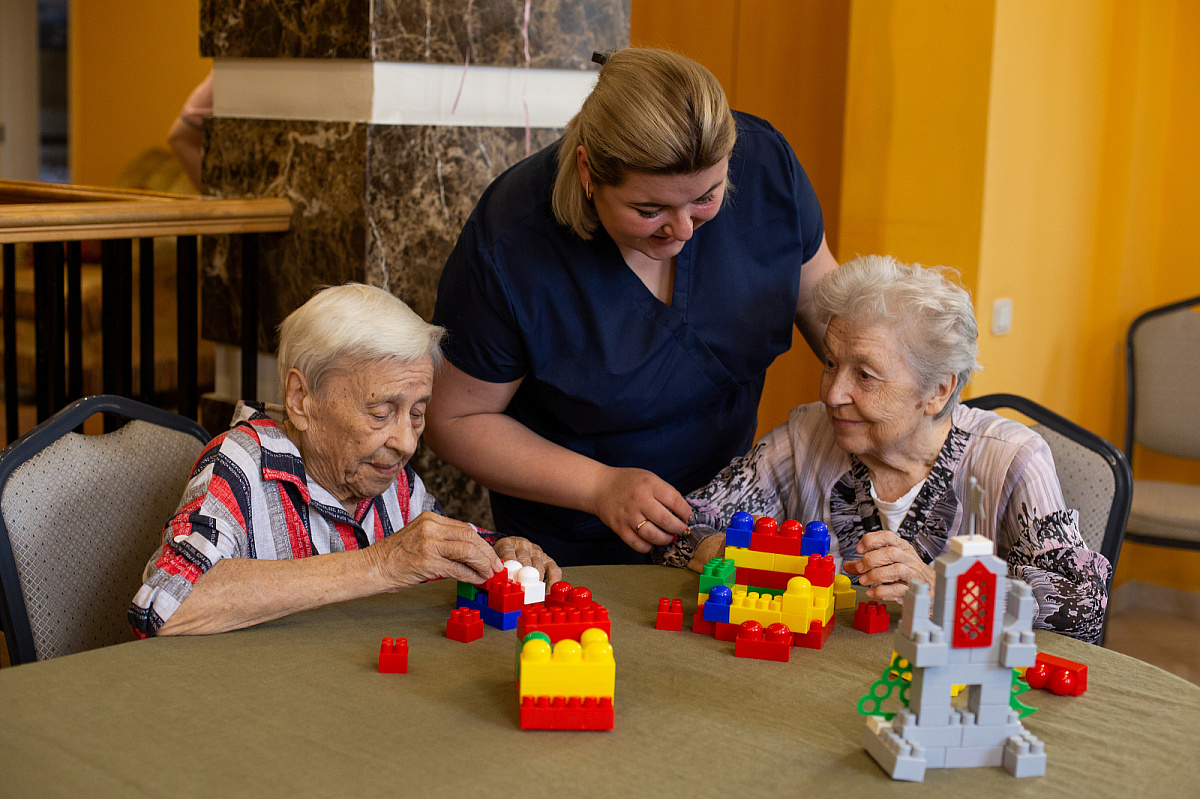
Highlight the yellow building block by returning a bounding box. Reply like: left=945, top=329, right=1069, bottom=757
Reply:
left=724, top=545, right=775, bottom=571
left=519, top=630, right=615, bottom=699
left=779, top=577, right=813, bottom=632
left=832, top=574, right=856, bottom=610
left=773, top=553, right=809, bottom=574
left=728, top=592, right=783, bottom=626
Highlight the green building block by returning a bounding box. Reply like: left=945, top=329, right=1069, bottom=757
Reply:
left=457, top=581, right=478, bottom=601
left=748, top=585, right=786, bottom=598
left=698, top=557, right=737, bottom=593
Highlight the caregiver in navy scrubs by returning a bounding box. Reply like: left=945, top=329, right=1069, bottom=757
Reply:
left=427, top=48, right=838, bottom=566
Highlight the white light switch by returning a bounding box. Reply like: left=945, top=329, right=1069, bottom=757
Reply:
left=991, top=298, right=1013, bottom=335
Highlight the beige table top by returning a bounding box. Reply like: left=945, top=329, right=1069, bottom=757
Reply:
left=2, top=565, right=1198, bottom=798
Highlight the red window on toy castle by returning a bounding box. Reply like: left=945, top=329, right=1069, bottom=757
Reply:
left=953, top=562, right=995, bottom=647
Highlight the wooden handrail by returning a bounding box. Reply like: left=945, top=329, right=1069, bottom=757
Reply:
left=0, top=180, right=292, bottom=243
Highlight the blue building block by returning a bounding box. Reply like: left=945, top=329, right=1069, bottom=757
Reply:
left=726, top=511, right=754, bottom=549
left=801, top=520, right=831, bottom=556
left=479, top=603, right=521, bottom=631
left=703, top=585, right=732, bottom=623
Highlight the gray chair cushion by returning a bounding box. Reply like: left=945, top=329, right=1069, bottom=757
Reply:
left=1127, top=480, right=1200, bottom=544
left=1, top=419, right=203, bottom=660
left=1132, top=306, right=1200, bottom=460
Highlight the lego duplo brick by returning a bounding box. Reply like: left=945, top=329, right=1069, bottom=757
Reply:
left=518, top=603, right=612, bottom=642
left=801, top=520, right=831, bottom=556
left=728, top=591, right=784, bottom=627
left=446, top=608, right=483, bottom=643
left=725, top=545, right=776, bottom=571
left=734, top=566, right=796, bottom=590
left=854, top=601, right=890, bottom=634
left=725, top=511, right=755, bottom=548
left=833, top=574, right=856, bottom=610
left=519, top=630, right=615, bottom=699
left=378, top=637, right=408, bottom=673
left=655, top=598, right=684, bottom=631
left=751, top=517, right=803, bottom=556
left=488, top=578, right=526, bottom=613
left=792, top=616, right=834, bottom=649
left=699, top=557, right=737, bottom=593
left=519, top=696, right=614, bottom=731
left=734, top=620, right=792, bottom=662
left=1025, top=653, right=1087, bottom=696
left=692, top=608, right=716, bottom=635
left=544, top=581, right=598, bottom=611
left=805, top=555, right=836, bottom=587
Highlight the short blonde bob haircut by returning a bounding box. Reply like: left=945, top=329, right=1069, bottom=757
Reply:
left=811, top=255, right=982, bottom=418
left=552, top=47, right=737, bottom=240
left=276, top=283, right=444, bottom=399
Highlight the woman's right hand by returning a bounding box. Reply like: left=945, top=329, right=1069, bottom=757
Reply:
left=589, top=467, right=693, bottom=552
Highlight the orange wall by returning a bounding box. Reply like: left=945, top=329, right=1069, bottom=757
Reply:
left=69, top=0, right=210, bottom=186
left=631, top=0, right=850, bottom=436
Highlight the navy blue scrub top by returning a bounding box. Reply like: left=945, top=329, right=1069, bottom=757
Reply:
left=433, top=112, right=824, bottom=566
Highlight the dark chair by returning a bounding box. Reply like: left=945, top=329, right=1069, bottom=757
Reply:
left=1124, top=295, right=1200, bottom=550
left=0, top=395, right=209, bottom=665
left=965, top=393, right=1131, bottom=643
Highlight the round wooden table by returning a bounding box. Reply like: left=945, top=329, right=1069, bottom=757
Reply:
left=1, top=565, right=1197, bottom=797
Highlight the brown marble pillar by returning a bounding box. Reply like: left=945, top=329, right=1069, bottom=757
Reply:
left=199, top=0, right=629, bottom=527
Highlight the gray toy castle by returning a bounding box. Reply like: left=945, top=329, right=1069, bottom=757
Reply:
left=862, top=480, right=1047, bottom=781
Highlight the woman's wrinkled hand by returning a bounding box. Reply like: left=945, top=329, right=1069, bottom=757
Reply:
left=842, top=530, right=936, bottom=602
left=493, top=536, right=563, bottom=585
left=371, top=512, right=503, bottom=589
left=589, top=467, right=692, bottom=553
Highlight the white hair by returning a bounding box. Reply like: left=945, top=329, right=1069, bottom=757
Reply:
left=276, top=283, right=445, bottom=398
left=812, top=255, right=981, bottom=417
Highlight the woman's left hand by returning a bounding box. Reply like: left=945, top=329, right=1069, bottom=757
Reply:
left=842, top=530, right=936, bottom=602
left=493, top=536, right=563, bottom=585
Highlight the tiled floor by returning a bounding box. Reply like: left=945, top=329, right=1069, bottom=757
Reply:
left=1105, top=608, right=1200, bottom=686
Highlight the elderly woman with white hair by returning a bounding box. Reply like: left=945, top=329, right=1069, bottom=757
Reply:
left=660, top=255, right=1111, bottom=643
left=130, top=284, right=559, bottom=637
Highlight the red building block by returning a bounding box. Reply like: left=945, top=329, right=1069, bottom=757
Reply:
left=519, top=696, right=614, bottom=730
left=1025, top=653, right=1088, bottom=696
left=805, top=555, right=835, bottom=588
left=544, top=581, right=597, bottom=611
left=751, top=517, right=803, bottom=556
left=446, top=608, right=483, bottom=643
left=713, top=621, right=740, bottom=642
left=854, top=601, right=890, bottom=634
left=517, top=604, right=612, bottom=642
left=378, top=637, right=408, bottom=673
left=733, top=566, right=796, bottom=591
left=792, top=617, right=834, bottom=649
left=488, top=578, right=526, bottom=613
left=655, top=598, right=683, bottom=631
left=692, top=608, right=715, bottom=635
left=734, top=621, right=793, bottom=662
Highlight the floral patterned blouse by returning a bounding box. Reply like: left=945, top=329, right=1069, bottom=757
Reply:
left=657, top=402, right=1111, bottom=643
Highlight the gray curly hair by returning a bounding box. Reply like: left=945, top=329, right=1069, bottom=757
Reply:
left=811, top=255, right=981, bottom=417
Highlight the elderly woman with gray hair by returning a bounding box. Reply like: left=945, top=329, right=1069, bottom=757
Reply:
left=130, top=284, right=559, bottom=637
left=660, top=255, right=1110, bottom=643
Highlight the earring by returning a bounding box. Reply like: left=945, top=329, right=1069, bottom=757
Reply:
left=585, top=181, right=593, bottom=201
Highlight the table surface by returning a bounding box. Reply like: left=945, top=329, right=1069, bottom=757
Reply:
left=2, top=565, right=1198, bottom=798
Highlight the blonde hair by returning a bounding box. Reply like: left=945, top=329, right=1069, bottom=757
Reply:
left=812, top=255, right=981, bottom=417
left=277, top=283, right=444, bottom=399
left=552, top=48, right=737, bottom=239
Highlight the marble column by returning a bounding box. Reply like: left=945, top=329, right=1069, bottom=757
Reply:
left=199, top=0, right=629, bottom=527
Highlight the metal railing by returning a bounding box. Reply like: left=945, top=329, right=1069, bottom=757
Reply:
left=0, top=180, right=292, bottom=438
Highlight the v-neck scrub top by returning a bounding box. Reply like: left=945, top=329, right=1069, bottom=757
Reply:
left=433, top=112, right=825, bottom=565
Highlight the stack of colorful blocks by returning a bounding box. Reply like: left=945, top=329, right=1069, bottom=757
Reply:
left=695, top=512, right=857, bottom=652
left=516, top=580, right=615, bottom=730
left=454, top=559, right=547, bottom=631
